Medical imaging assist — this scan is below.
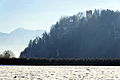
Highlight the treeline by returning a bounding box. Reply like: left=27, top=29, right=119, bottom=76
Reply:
left=20, top=9, right=120, bottom=58
left=1, top=58, right=120, bottom=66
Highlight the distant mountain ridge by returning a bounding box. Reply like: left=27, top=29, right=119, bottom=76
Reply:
left=0, top=28, right=44, bottom=57
left=0, top=28, right=44, bottom=45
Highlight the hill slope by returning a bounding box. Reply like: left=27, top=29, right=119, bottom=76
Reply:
left=0, top=28, right=44, bottom=57
left=20, top=9, right=120, bottom=58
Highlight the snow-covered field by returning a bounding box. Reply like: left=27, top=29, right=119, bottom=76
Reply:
left=0, top=66, right=120, bottom=80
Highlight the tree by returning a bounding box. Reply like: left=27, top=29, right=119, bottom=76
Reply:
left=2, top=50, right=15, bottom=58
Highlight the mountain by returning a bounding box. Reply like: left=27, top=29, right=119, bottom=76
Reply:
left=0, top=28, right=44, bottom=57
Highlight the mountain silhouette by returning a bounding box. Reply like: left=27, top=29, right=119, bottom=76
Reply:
left=0, top=28, right=44, bottom=57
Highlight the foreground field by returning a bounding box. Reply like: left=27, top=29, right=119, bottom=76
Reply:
left=0, top=66, right=120, bottom=80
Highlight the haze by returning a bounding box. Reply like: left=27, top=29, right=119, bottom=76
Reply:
left=0, top=0, right=120, bottom=33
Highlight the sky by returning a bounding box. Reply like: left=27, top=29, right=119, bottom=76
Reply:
left=0, top=0, right=120, bottom=33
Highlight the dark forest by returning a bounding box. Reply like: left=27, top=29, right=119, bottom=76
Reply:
left=20, top=9, right=120, bottom=58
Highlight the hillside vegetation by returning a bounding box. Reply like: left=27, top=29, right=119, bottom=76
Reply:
left=20, top=9, right=120, bottom=58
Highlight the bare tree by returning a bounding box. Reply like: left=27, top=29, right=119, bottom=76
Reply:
left=2, top=50, right=15, bottom=58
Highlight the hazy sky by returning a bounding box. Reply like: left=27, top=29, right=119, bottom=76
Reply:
left=0, top=0, right=120, bottom=33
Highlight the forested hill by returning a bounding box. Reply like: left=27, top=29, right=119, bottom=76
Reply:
left=20, top=9, right=120, bottom=58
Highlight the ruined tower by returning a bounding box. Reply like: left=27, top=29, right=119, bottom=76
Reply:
left=86, top=10, right=92, bottom=19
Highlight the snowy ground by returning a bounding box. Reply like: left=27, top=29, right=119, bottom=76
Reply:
left=0, top=66, right=120, bottom=80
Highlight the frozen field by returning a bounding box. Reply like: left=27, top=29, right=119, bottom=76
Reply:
left=0, top=66, right=120, bottom=80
